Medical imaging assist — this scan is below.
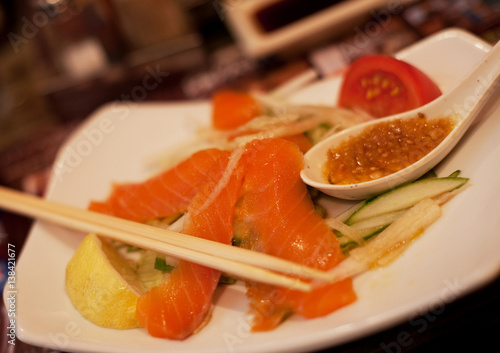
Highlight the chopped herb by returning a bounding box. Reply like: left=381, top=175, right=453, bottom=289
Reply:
left=305, top=122, right=332, bottom=145
left=231, top=237, right=242, bottom=247
left=126, top=245, right=142, bottom=253
left=219, top=274, right=237, bottom=285
left=154, top=257, right=175, bottom=272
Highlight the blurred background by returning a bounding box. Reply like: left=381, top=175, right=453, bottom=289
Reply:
left=1, top=0, right=500, bottom=352
left=1, top=0, right=500, bottom=194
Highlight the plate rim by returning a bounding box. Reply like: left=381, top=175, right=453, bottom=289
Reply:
left=8, top=27, right=500, bottom=353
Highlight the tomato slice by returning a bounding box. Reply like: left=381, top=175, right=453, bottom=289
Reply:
left=338, top=55, right=441, bottom=118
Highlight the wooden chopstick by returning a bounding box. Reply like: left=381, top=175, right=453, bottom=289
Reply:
left=0, top=186, right=336, bottom=291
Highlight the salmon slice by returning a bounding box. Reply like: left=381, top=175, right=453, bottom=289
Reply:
left=211, top=90, right=312, bottom=153
left=212, top=90, right=261, bottom=130
left=282, top=134, right=312, bottom=153
left=136, top=149, right=246, bottom=339
left=233, top=138, right=356, bottom=331
left=88, top=149, right=229, bottom=222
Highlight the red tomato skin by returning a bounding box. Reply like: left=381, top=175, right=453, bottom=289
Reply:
left=338, top=55, right=442, bottom=118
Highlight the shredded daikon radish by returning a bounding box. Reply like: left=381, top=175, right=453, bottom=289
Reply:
left=252, top=92, right=372, bottom=127
left=235, top=113, right=301, bottom=131
left=191, top=146, right=245, bottom=216
left=145, top=94, right=369, bottom=172
left=231, top=116, right=326, bottom=147
left=168, top=215, right=185, bottom=233
left=335, top=201, right=366, bottom=223
left=284, top=105, right=371, bottom=127
left=433, top=184, right=470, bottom=205
left=325, top=217, right=365, bottom=246
left=325, top=198, right=442, bottom=284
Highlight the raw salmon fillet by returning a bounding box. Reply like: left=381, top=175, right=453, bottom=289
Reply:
left=212, top=90, right=261, bottom=130
left=234, top=138, right=356, bottom=331
left=89, top=137, right=355, bottom=338
left=88, top=149, right=229, bottom=222
left=135, top=149, right=246, bottom=339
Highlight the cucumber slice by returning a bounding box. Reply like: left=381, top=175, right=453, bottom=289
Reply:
left=346, top=177, right=468, bottom=225
left=338, top=227, right=386, bottom=252
left=350, top=209, right=407, bottom=235
left=154, top=257, right=175, bottom=272
left=337, top=210, right=404, bottom=252
left=335, top=200, right=367, bottom=223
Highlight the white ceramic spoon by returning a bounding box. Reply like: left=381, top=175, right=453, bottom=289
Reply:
left=301, top=40, right=500, bottom=200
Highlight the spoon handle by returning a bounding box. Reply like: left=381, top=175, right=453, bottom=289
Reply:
left=444, top=40, right=500, bottom=121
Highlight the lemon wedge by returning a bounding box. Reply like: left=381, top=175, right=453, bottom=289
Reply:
left=65, top=233, right=146, bottom=329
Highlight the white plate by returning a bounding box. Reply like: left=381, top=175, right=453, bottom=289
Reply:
left=8, top=28, right=500, bottom=353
